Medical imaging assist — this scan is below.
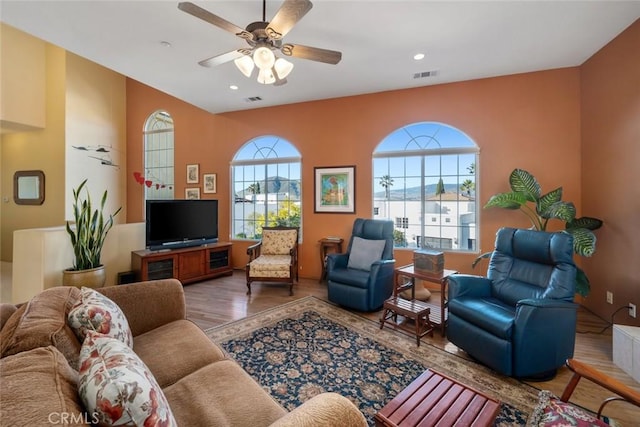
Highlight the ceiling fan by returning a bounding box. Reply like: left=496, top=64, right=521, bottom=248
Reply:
left=178, top=0, right=342, bottom=85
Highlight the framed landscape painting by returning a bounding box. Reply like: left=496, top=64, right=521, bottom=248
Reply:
left=314, top=166, right=355, bottom=213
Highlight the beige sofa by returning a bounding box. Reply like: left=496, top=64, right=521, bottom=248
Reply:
left=0, top=279, right=367, bottom=426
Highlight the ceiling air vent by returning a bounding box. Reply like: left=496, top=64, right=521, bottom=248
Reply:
left=413, top=70, right=439, bottom=79
left=244, top=96, right=263, bottom=103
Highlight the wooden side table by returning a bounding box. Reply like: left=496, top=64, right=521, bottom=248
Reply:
left=374, top=369, right=500, bottom=427
left=318, top=237, right=343, bottom=283
left=393, top=265, right=458, bottom=336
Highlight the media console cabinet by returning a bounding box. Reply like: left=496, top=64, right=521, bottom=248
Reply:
left=131, top=242, right=233, bottom=284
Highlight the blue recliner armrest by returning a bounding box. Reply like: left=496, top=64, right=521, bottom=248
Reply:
left=369, top=259, right=396, bottom=283
left=448, top=274, right=492, bottom=299
left=512, top=298, right=578, bottom=377
left=326, top=253, right=349, bottom=272
left=368, top=259, right=395, bottom=309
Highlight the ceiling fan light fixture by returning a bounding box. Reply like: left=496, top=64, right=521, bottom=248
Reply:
left=253, top=46, right=275, bottom=70
left=257, top=68, right=276, bottom=84
left=274, top=57, right=294, bottom=79
left=234, top=55, right=255, bottom=77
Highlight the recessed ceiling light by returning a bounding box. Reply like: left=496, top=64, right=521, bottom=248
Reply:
left=413, top=53, right=425, bottom=60
left=229, top=85, right=239, bottom=90
left=160, top=41, right=172, bottom=48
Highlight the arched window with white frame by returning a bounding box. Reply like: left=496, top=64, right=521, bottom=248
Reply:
left=231, top=136, right=301, bottom=240
left=142, top=111, right=174, bottom=209
left=373, top=122, right=479, bottom=251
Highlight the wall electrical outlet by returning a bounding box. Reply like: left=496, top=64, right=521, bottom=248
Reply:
left=630, top=303, right=637, bottom=318
left=606, top=291, right=613, bottom=304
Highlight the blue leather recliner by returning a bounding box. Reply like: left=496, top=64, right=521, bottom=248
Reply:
left=326, top=218, right=395, bottom=312
left=447, top=227, right=578, bottom=379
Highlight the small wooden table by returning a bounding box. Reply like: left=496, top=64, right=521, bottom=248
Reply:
left=318, top=237, right=343, bottom=283
left=394, top=265, right=458, bottom=336
left=374, top=369, right=501, bottom=427
left=380, top=297, right=434, bottom=346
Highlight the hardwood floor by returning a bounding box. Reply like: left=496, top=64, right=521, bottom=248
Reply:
left=184, top=270, right=640, bottom=425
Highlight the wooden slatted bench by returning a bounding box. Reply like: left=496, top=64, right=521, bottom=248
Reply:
left=374, top=369, right=501, bottom=427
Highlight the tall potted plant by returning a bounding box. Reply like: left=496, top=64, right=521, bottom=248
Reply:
left=475, top=169, right=603, bottom=296
left=63, top=179, right=122, bottom=288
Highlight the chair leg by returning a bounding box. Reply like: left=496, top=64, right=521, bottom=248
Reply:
left=246, top=282, right=252, bottom=295
left=289, top=282, right=293, bottom=296
left=379, top=308, right=390, bottom=329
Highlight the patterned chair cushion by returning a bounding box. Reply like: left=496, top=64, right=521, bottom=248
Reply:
left=249, top=255, right=292, bottom=278
left=78, top=331, right=177, bottom=427
left=527, top=390, right=610, bottom=427
left=262, top=229, right=298, bottom=255
left=68, top=287, right=133, bottom=348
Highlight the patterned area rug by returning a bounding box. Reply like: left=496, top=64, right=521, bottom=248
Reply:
left=205, top=296, right=538, bottom=426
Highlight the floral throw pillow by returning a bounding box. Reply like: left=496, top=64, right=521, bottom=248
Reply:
left=78, top=331, right=177, bottom=427
left=527, top=390, right=609, bottom=427
left=68, top=287, right=133, bottom=348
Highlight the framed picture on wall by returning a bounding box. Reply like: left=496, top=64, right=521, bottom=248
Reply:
left=186, top=164, right=199, bottom=184
left=203, top=173, right=217, bottom=194
left=314, top=166, right=356, bottom=213
left=185, top=188, right=200, bottom=200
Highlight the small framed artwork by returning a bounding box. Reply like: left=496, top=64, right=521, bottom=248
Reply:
left=186, top=164, right=199, bottom=184
left=185, top=188, right=200, bottom=200
left=314, top=165, right=356, bottom=213
left=203, top=173, right=217, bottom=194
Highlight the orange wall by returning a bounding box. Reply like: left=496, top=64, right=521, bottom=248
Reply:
left=580, top=19, right=640, bottom=326
left=126, top=68, right=582, bottom=284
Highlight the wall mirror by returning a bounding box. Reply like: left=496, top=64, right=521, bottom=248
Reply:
left=14, top=170, right=45, bottom=205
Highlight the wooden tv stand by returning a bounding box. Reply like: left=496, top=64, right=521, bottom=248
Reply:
left=131, top=242, right=233, bottom=284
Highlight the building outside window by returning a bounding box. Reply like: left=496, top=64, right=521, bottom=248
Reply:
left=373, top=122, right=478, bottom=251
left=231, top=136, right=301, bottom=240
left=395, top=217, right=409, bottom=229
left=143, top=111, right=174, bottom=209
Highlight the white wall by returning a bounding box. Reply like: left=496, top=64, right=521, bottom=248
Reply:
left=12, top=222, right=144, bottom=303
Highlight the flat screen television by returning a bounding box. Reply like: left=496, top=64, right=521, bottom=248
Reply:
left=146, top=199, right=218, bottom=251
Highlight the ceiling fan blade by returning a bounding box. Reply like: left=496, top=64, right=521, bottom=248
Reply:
left=266, top=0, right=313, bottom=40
left=178, top=2, right=251, bottom=39
left=281, top=44, right=342, bottom=65
left=198, top=50, right=245, bottom=68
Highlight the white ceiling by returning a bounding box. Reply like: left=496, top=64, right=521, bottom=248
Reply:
left=2, top=1, right=639, bottom=114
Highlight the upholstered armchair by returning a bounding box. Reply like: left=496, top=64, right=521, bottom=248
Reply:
left=246, top=226, right=299, bottom=296
left=326, top=218, right=395, bottom=312
left=528, top=359, right=640, bottom=426
left=447, top=227, right=578, bottom=379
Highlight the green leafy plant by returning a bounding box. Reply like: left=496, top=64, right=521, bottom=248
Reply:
left=475, top=168, right=603, bottom=296
left=65, top=179, right=122, bottom=271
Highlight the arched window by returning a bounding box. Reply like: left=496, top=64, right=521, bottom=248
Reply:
left=231, top=136, right=301, bottom=239
left=142, top=111, right=174, bottom=208
left=373, top=122, right=479, bottom=251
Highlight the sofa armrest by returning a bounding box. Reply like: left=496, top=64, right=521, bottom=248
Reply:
left=0, top=303, right=18, bottom=331
left=268, top=393, right=367, bottom=427
left=448, top=274, right=492, bottom=299
left=98, top=279, right=186, bottom=337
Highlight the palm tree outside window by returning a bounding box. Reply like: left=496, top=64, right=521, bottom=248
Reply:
left=372, top=122, right=479, bottom=251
